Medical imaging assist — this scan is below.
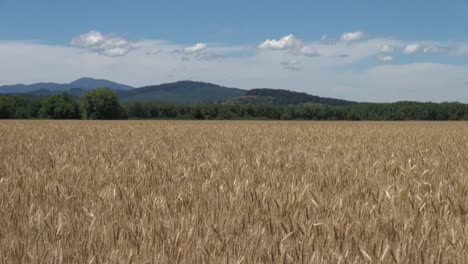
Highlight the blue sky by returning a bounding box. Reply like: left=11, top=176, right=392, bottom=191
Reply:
left=1, top=0, right=468, bottom=102
left=2, top=0, right=468, bottom=44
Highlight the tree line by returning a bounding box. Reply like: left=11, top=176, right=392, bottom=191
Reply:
left=0, top=88, right=467, bottom=120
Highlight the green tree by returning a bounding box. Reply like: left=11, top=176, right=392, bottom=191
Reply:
left=126, top=102, right=146, bottom=119
left=217, top=106, right=238, bottom=120
left=81, top=88, right=122, bottom=119
left=38, top=93, right=80, bottom=119
left=27, top=98, right=45, bottom=118
left=200, top=104, right=218, bottom=120
left=0, top=96, right=15, bottom=119
left=190, top=105, right=204, bottom=120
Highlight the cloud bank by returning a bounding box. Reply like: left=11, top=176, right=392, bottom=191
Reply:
left=183, top=43, right=207, bottom=54
left=258, top=34, right=303, bottom=50
left=70, top=30, right=132, bottom=57
left=340, top=31, right=365, bottom=42
left=1, top=30, right=468, bottom=102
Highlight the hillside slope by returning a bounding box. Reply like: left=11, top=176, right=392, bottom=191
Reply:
left=69, top=78, right=134, bottom=91
left=0, top=78, right=133, bottom=94
left=228, top=88, right=357, bottom=106
left=119, top=81, right=247, bottom=104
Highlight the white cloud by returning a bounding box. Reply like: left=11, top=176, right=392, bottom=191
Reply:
left=258, top=33, right=394, bottom=63
left=403, top=44, right=421, bottom=54
left=376, top=55, right=393, bottom=62
left=423, top=44, right=450, bottom=54
left=340, top=32, right=365, bottom=42
left=298, top=38, right=400, bottom=63
left=380, top=44, right=394, bottom=53
left=297, top=46, right=320, bottom=57
left=2, top=33, right=468, bottom=103
left=258, top=34, right=303, bottom=50
left=172, top=43, right=224, bottom=61
left=258, top=34, right=320, bottom=58
left=70, top=30, right=132, bottom=57
left=403, top=43, right=452, bottom=55
left=183, top=43, right=207, bottom=54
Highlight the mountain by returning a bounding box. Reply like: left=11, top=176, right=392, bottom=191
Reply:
left=0, top=78, right=358, bottom=106
left=69, top=78, right=134, bottom=91
left=228, top=88, right=357, bottom=106
left=0, top=83, right=69, bottom=94
left=118, top=81, right=247, bottom=104
left=0, top=78, right=134, bottom=94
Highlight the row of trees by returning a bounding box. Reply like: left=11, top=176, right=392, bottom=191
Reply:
left=1, top=88, right=468, bottom=120
left=123, top=101, right=468, bottom=121
left=0, top=88, right=121, bottom=119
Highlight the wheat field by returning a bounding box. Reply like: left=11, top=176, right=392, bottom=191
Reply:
left=0, top=121, right=467, bottom=263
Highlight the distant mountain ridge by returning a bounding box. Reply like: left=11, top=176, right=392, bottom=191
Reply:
left=118, top=81, right=247, bottom=104
left=0, top=78, right=134, bottom=94
left=0, top=78, right=358, bottom=106
left=228, top=88, right=357, bottom=106
left=69, top=78, right=134, bottom=91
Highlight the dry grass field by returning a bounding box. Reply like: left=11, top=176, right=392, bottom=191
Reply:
left=1, top=121, right=468, bottom=263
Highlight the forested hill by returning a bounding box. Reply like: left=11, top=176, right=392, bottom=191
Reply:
left=1, top=79, right=357, bottom=106
left=118, top=81, right=247, bottom=104
left=0, top=78, right=134, bottom=94
left=229, top=88, right=357, bottom=106
left=1, top=79, right=360, bottom=106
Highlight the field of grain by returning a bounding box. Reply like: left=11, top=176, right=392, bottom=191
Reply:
left=1, top=121, right=467, bottom=263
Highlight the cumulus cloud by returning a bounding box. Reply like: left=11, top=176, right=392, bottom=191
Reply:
left=70, top=30, right=132, bottom=57
left=3, top=31, right=468, bottom=103
left=171, top=43, right=226, bottom=62
left=258, top=35, right=321, bottom=58
left=403, top=44, right=421, bottom=54
left=258, top=36, right=401, bottom=67
left=423, top=44, right=450, bottom=54
left=403, top=43, right=451, bottom=55
left=380, top=44, right=394, bottom=53
left=183, top=43, right=207, bottom=54
left=340, top=32, right=365, bottom=42
left=258, top=34, right=303, bottom=50
left=376, top=55, right=393, bottom=62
